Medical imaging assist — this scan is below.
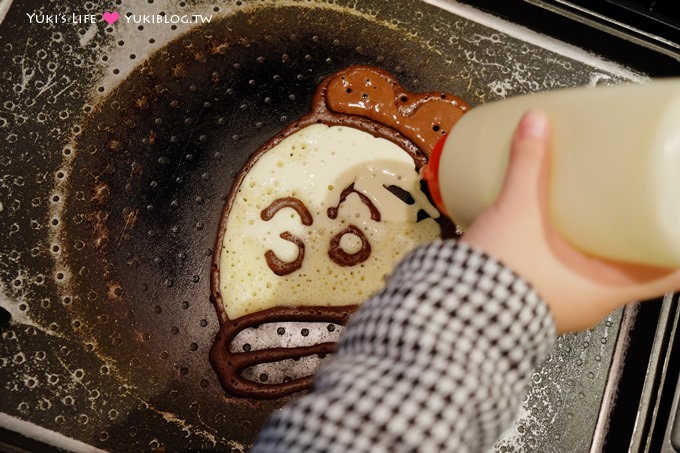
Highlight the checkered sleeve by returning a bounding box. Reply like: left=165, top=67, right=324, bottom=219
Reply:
left=252, top=240, right=556, bottom=453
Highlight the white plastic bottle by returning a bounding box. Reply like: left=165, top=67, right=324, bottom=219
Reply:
left=423, top=79, right=680, bottom=267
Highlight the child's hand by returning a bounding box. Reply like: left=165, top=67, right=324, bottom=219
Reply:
left=462, top=110, right=680, bottom=334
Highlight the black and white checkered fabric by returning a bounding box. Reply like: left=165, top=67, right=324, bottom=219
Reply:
left=252, top=240, right=556, bottom=452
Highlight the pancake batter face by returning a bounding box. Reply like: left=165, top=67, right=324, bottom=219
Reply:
left=210, top=66, right=469, bottom=398
left=219, top=123, right=441, bottom=320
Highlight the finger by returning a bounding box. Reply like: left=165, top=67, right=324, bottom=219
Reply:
left=495, top=110, right=550, bottom=210
left=630, top=268, right=680, bottom=301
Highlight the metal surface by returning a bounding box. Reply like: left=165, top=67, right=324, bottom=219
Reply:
left=523, top=0, right=680, bottom=60
left=630, top=295, right=680, bottom=452
left=0, top=0, right=648, bottom=451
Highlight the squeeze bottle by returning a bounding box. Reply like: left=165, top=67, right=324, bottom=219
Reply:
left=422, top=79, right=680, bottom=267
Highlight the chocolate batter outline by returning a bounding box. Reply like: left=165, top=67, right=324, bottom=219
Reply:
left=210, top=65, right=468, bottom=399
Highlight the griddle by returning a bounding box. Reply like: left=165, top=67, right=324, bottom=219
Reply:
left=0, top=0, right=667, bottom=451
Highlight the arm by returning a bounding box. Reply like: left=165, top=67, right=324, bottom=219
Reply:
left=253, top=240, right=554, bottom=453
left=252, top=110, right=680, bottom=452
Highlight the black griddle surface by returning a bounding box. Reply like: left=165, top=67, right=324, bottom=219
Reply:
left=0, top=0, right=656, bottom=451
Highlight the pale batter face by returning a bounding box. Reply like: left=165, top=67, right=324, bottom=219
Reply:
left=218, top=124, right=440, bottom=320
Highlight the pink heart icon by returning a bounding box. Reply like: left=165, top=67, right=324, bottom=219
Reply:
left=102, top=11, right=120, bottom=25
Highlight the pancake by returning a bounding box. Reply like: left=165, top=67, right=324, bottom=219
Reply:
left=210, top=65, right=469, bottom=398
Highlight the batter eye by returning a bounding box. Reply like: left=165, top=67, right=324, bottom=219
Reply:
left=327, top=183, right=381, bottom=221
left=261, top=197, right=313, bottom=276
left=264, top=232, right=305, bottom=276
left=261, top=193, right=374, bottom=274
left=328, top=225, right=371, bottom=266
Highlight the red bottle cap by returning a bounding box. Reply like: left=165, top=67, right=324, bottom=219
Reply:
left=422, top=133, right=449, bottom=216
